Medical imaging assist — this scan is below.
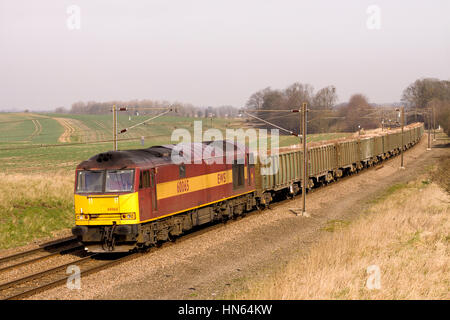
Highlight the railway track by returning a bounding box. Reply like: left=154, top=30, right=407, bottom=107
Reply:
left=0, top=236, right=82, bottom=274
left=0, top=236, right=86, bottom=299
left=0, top=215, right=257, bottom=300
left=0, top=223, right=231, bottom=300
left=0, top=252, right=138, bottom=300
left=0, top=142, right=418, bottom=300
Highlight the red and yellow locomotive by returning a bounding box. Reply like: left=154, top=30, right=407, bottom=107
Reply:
left=72, top=141, right=256, bottom=252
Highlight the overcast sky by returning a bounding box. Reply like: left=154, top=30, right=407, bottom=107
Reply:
left=0, top=0, right=449, bottom=110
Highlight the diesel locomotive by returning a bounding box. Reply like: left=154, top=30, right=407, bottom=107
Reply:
left=72, top=123, right=424, bottom=252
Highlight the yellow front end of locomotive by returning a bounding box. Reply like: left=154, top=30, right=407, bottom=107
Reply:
left=74, top=192, right=140, bottom=226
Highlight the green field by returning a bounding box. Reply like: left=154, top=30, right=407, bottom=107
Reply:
left=0, top=112, right=352, bottom=174
left=0, top=113, right=246, bottom=173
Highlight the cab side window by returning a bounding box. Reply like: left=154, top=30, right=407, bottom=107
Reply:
left=247, top=153, right=254, bottom=185
left=179, top=164, right=186, bottom=178
left=139, top=170, right=150, bottom=189
left=232, top=159, right=245, bottom=189
left=150, top=170, right=155, bottom=187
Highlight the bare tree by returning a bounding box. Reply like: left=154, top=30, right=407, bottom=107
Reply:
left=308, top=86, right=339, bottom=132
left=339, top=94, right=377, bottom=132
left=283, top=83, right=314, bottom=108
left=428, top=98, right=450, bottom=135
left=245, top=87, right=271, bottom=110
left=402, top=78, right=450, bottom=133
left=402, top=78, right=450, bottom=109
left=313, top=86, right=337, bottom=110
left=245, top=83, right=336, bottom=134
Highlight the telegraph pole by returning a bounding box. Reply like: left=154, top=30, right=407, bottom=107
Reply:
left=113, top=104, right=118, bottom=151
left=302, top=102, right=308, bottom=217
left=433, top=106, right=436, bottom=141
left=400, top=106, right=405, bottom=169
left=427, top=110, right=431, bottom=151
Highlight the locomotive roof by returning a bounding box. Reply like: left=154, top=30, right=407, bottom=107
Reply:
left=76, top=140, right=247, bottom=170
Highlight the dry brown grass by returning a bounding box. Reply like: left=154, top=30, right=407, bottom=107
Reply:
left=0, top=172, right=73, bottom=212
left=233, top=178, right=449, bottom=299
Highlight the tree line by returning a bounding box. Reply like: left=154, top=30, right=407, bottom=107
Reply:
left=53, top=77, right=450, bottom=135
left=245, top=78, right=450, bottom=135
left=244, top=83, right=380, bottom=134
left=55, top=100, right=239, bottom=119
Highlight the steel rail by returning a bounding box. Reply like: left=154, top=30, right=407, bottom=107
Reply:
left=0, top=236, right=78, bottom=265
left=0, top=253, right=92, bottom=292
left=0, top=243, right=83, bottom=274
left=1, top=253, right=138, bottom=300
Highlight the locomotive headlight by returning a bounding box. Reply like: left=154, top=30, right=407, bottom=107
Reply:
left=121, top=213, right=136, bottom=220
left=76, top=215, right=90, bottom=220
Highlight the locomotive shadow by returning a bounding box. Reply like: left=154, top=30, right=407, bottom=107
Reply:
left=431, top=142, right=449, bottom=149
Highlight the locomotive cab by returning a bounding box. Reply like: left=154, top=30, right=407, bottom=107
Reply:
left=72, top=166, right=143, bottom=252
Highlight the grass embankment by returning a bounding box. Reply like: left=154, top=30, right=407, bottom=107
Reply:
left=232, top=166, right=449, bottom=299
left=0, top=172, right=73, bottom=249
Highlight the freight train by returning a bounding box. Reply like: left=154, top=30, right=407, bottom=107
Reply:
left=72, top=123, right=424, bottom=252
